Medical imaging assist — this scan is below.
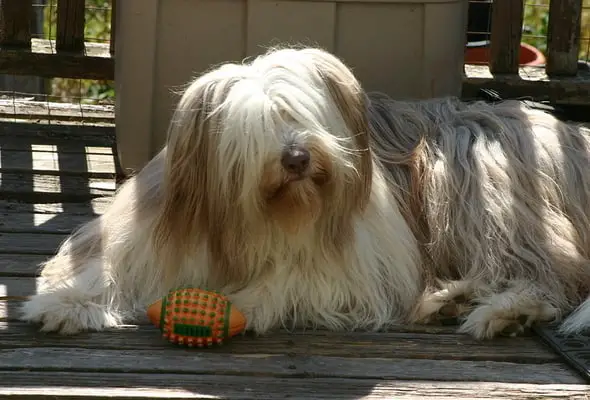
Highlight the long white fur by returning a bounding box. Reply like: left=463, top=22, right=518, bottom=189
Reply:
left=20, top=47, right=590, bottom=339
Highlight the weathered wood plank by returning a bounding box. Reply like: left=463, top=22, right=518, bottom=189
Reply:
left=546, top=0, right=583, bottom=76
left=0, top=144, right=113, bottom=156
left=0, top=139, right=114, bottom=154
left=462, top=64, right=590, bottom=105
left=0, top=347, right=581, bottom=384
left=56, top=0, right=86, bottom=53
left=0, top=322, right=560, bottom=363
left=1, top=150, right=117, bottom=176
left=489, top=0, right=524, bottom=74
left=0, top=299, right=15, bottom=318
left=0, top=199, right=110, bottom=215
left=0, top=254, right=46, bottom=276
left=0, top=234, right=67, bottom=255
left=0, top=51, right=114, bottom=80
left=0, top=99, right=114, bottom=123
left=0, top=0, right=32, bottom=49
left=0, top=121, right=115, bottom=142
left=30, top=38, right=111, bottom=58
left=0, top=372, right=588, bottom=399
left=0, top=172, right=116, bottom=200
left=0, top=277, right=37, bottom=298
left=0, top=213, right=95, bottom=235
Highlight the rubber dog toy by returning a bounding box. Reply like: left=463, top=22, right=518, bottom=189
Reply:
left=146, top=288, right=246, bottom=347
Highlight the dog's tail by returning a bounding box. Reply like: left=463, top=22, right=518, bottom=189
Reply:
left=559, top=297, right=590, bottom=334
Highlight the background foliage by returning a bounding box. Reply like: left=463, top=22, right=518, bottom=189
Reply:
left=522, top=0, right=590, bottom=60
left=42, top=0, right=114, bottom=104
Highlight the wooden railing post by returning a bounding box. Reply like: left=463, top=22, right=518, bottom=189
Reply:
left=489, top=0, right=524, bottom=74
left=546, top=0, right=582, bottom=76
left=0, top=0, right=33, bottom=49
left=56, top=0, right=86, bottom=53
left=109, top=0, right=116, bottom=55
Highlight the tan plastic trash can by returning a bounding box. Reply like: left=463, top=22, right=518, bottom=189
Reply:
left=115, top=0, right=468, bottom=174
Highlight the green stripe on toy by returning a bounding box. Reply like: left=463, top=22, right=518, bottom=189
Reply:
left=146, top=288, right=246, bottom=347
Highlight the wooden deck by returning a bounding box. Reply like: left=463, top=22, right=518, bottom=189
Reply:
left=1, top=121, right=589, bottom=399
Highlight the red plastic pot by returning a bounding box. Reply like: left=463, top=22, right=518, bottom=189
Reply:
left=465, top=42, right=546, bottom=66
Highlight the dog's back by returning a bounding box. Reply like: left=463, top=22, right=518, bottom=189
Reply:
left=367, top=92, right=590, bottom=337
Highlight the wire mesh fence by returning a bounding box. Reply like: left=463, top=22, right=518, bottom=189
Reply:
left=523, top=0, right=589, bottom=62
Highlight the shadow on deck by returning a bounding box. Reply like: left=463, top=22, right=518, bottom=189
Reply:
left=0, top=121, right=588, bottom=399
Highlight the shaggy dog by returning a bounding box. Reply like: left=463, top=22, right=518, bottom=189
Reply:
left=20, top=47, right=590, bottom=339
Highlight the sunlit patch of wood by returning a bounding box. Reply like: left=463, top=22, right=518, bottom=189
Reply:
left=0, top=98, right=114, bottom=125
left=28, top=144, right=60, bottom=153
left=33, top=203, right=65, bottom=214
left=27, top=199, right=110, bottom=215
left=84, top=146, right=114, bottom=155
left=33, top=213, right=57, bottom=227
left=32, top=144, right=59, bottom=172
left=33, top=174, right=61, bottom=193
left=85, top=153, right=116, bottom=175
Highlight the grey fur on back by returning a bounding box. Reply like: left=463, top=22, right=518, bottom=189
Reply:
left=366, top=92, right=590, bottom=320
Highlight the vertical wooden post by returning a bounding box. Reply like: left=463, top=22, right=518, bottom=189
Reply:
left=56, top=0, right=85, bottom=53
left=546, top=0, right=582, bottom=76
left=109, top=0, right=116, bottom=55
left=0, top=0, right=33, bottom=49
left=489, top=0, right=524, bottom=74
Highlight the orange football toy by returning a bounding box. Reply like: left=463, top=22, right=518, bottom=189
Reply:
left=146, top=288, right=247, bottom=347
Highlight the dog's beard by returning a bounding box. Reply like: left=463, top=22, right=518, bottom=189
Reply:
left=260, top=148, right=333, bottom=235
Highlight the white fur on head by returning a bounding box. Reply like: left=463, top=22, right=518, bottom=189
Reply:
left=148, top=47, right=422, bottom=331
left=154, top=47, right=375, bottom=286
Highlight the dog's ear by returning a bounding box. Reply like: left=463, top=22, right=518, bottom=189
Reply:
left=307, top=50, right=373, bottom=211
left=152, top=78, right=216, bottom=273
left=154, top=73, right=252, bottom=285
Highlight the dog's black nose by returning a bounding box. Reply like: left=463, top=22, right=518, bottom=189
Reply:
left=281, top=146, right=310, bottom=174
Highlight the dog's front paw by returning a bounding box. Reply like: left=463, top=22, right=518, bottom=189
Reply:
left=458, top=302, right=558, bottom=339
left=458, top=305, right=527, bottom=339
left=412, top=280, right=475, bottom=325
left=20, top=292, right=121, bottom=335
